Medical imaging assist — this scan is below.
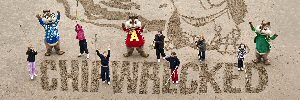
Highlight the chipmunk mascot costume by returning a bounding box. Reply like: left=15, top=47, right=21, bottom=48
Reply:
left=249, top=21, right=278, bottom=65
left=122, top=16, right=149, bottom=57
left=36, top=10, right=65, bottom=56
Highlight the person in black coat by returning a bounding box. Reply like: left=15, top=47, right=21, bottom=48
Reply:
left=96, top=46, right=111, bottom=85
left=195, top=34, right=206, bottom=63
left=165, top=52, right=180, bottom=84
left=153, top=31, right=166, bottom=62
left=26, top=46, right=38, bottom=80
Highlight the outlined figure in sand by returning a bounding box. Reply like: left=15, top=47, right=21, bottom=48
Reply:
left=165, top=0, right=247, bottom=55
left=56, top=0, right=166, bottom=32
left=57, top=0, right=247, bottom=55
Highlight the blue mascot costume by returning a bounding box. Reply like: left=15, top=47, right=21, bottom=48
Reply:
left=36, top=10, right=65, bottom=56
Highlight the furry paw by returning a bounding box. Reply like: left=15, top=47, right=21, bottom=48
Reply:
left=56, top=51, right=65, bottom=55
left=45, top=52, right=51, bottom=56
left=141, top=53, right=149, bottom=58
left=264, top=60, right=271, bottom=65
left=252, top=59, right=260, bottom=64
left=123, top=53, right=131, bottom=57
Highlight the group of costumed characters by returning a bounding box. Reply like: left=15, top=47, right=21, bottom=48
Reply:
left=26, top=10, right=277, bottom=84
left=233, top=21, right=278, bottom=71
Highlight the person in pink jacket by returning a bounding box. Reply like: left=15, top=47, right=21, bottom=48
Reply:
left=75, top=24, right=89, bottom=59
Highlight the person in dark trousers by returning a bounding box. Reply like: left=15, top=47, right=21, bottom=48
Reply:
left=153, top=31, right=166, bottom=62
left=75, top=24, right=89, bottom=59
left=96, top=46, right=111, bottom=85
left=237, top=43, right=247, bottom=71
left=165, top=52, right=180, bottom=84
left=195, top=34, right=206, bottom=63
left=26, top=45, right=38, bottom=80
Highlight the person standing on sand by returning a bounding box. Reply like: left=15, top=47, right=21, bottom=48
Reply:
left=153, top=31, right=166, bottom=62
left=26, top=46, right=38, bottom=80
left=96, top=46, right=111, bottom=85
left=165, top=52, right=180, bottom=84
left=237, top=43, right=247, bottom=71
left=75, top=23, right=89, bottom=59
left=195, top=34, right=206, bottom=63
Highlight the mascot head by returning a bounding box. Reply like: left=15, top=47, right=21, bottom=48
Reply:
left=42, top=10, right=57, bottom=24
left=125, top=15, right=142, bottom=30
left=256, top=21, right=272, bottom=35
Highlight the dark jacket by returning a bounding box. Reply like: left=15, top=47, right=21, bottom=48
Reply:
left=96, top=50, right=110, bottom=66
left=165, top=56, right=180, bottom=69
left=26, top=49, right=37, bottom=62
left=196, top=39, right=206, bottom=52
left=154, top=34, right=165, bottom=49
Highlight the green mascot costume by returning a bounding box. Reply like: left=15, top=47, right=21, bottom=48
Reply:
left=249, top=21, right=278, bottom=65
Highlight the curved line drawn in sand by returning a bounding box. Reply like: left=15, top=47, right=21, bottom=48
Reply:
left=164, top=0, right=248, bottom=55
left=198, top=0, right=227, bottom=10
left=56, top=0, right=247, bottom=55
left=56, top=0, right=166, bottom=32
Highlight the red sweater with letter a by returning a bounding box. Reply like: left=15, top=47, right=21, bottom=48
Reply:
left=123, top=27, right=145, bottom=47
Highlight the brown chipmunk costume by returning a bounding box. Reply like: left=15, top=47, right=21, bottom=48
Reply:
left=36, top=10, right=65, bottom=56
left=121, top=16, right=149, bottom=57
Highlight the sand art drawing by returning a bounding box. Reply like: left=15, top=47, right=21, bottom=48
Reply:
left=36, top=0, right=267, bottom=95
left=3, top=0, right=300, bottom=99
left=33, top=0, right=266, bottom=95
left=57, top=0, right=247, bottom=55
left=166, top=0, right=247, bottom=54
left=40, top=60, right=268, bottom=94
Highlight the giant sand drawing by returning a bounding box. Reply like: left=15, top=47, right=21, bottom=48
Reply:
left=57, top=0, right=247, bottom=55
left=35, top=0, right=266, bottom=95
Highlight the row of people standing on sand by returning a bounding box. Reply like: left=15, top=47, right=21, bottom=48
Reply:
left=27, top=10, right=278, bottom=85
left=73, top=20, right=278, bottom=84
